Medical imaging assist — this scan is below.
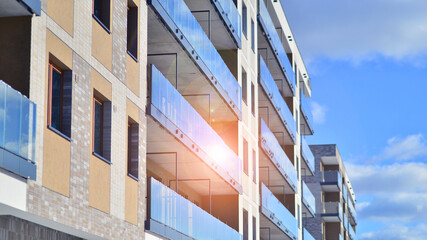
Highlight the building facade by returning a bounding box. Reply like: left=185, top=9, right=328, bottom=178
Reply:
left=0, top=0, right=348, bottom=240
left=304, top=145, right=357, bottom=240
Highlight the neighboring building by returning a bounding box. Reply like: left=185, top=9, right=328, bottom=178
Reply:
left=304, top=145, right=357, bottom=240
left=0, top=0, right=323, bottom=239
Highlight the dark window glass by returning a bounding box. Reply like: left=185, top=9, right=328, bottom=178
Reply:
left=242, top=2, right=247, bottom=38
left=128, top=121, right=139, bottom=178
left=94, top=99, right=103, bottom=155
left=51, top=67, right=62, bottom=130
left=251, top=82, right=255, bottom=115
left=243, top=138, right=248, bottom=175
left=93, top=0, right=110, bottom=30
left=252, top=149, right=256, bottom=182
left=251, top=19, right=255, bottom=52
left=127, top=3, right=138, bottom=58
left=252, top=216, right=256, bottom=240
left=243, top=209, right=248, bottom=240
left=242, top=67, right=247, bottom=104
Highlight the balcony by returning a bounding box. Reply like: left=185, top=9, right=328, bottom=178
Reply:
left=147, top=0, right=242, bottom=121
left=301, top=137, right=315, bottom=176
left=321, top=171, right=342, bottom=192
left=146, top=177, right=242, bottom=240
left=257, top=0, right=294, bottom=97
left=349, top=226, right=357, bottom=240
left=300, top=96, right=314, bottom=135
left=348, top=200, right=357, bottom=225
left=343, top=212, right=348, bottom=231
left=0, top=81, right=37, bottom=180
left=258, top=56, right=296, bottom=145
left=302, top=182, right=315, bottom=217
left=343, top=185, right=348, bottom=203
left=260, top=183, right=298, bottom=240
left=147, top=64, right=242, bottom=193
left=303, top=228, right=315, bottom=240
left=0, top=0, right=40, bottom=17
left=184, top=0, right=241, bottom=48
left=322, top=201, right=343, bottom=222
left=259, top=118, right=297, bottom=193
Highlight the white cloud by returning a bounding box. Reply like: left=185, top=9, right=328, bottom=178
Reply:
left=382, top=134, right=427, bottom=161
left=347, top=162, right=427, bottom=222
left=360, top=223, right=427, bottom=240
left=310, top=101, right=327, bottom=124
left=282, top=0, right=427, bottom=64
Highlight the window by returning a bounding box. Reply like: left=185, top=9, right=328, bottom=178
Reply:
left=243, top=209, right=248, bottom=240
left=251, top=82, right=255, bottom=116
left=243, top=138, right=248, bottom=175
left=242, top=2, right=247, bottom=38
left=48, top=63, right=72, bottom=138
left=252, top=216, right=256, bottom=240
left=296, top=109, right=299, bottom=133
left=93, top=0, right=111, bottom=31
left=127, top=1, right=138, bottom=59
left=128, top=119, right=139, bottom=179
left=242, top=67, right=247, bottom=104
left=252, top=149, right=256, bottom=182
left=93, top=95, right=111, bottom=162
left=251, top=19, right=255, bottom=52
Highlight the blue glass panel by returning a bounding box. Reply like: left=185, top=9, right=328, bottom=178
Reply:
left=261, top=183, right=297, bottom=238
left=150, top=64, right=242, bottom=185
left=303, top=181, right=316, bottom=215
left=154, top=0, right=242, bottom=112
left=150, top=178, right=242, bottom=240
left=19, top=97, right=30, bottom=159
left=258, top=0, right=295, bottom=90
left=260, top=118, right=297, bottom=189
left=0, top=82, right=5, bottom=148
left=301, top=137, right=315, bottom=173
left=259, top=56, right=296, bottom=141
left=4, top=86, right=21, bottom=155
left=304, top=228, right=315, bottom=240
left=217, top=0, right=241, bottom=43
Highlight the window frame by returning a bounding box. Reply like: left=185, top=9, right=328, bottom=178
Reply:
left=127, top=2, right=138, bottom=60
left=242, top=67, right=247, bottom=105
left=243, top=138, right=248, bottom=176
left=93, top=0, right=111, bottom=33
left=93, top=97, right=104, bottom=156
left=47, top=63, right=64, bottom=131
left=251, top=82, right=255, bottom=116
left=242, top=1, right=247, bottom=39
left=251, top=19, right=255, bottom=52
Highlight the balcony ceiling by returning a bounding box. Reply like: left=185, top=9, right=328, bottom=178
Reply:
left=147, top=117, right=239, bottom=196
left=148, top=8, right=238, bottom=123
left=0, top=0, right=33, bottom=17
left=184, top=0, right=238, bottom=50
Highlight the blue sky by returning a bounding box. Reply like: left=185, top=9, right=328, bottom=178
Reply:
left=282, top=0, right=427, bottom=239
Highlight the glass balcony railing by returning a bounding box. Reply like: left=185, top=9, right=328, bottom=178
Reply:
left=149, top=64, right=242, bottom=187
left=259, top=56, right=296, bottom=143
left=343, top=185, right=348, bottom=203
left=340, top=233, right=344, bottom=240
left=348, top=200, right=357, bottom=223
left=150, top=0, right=242, bottom=117
left=321, top=170, right=342, bottom=190
left=303, top=181, right=316, bottom=216
left=300, top=96, right=314, bottom=134
left=301, top=137, right=315, bottom=174
left=0, top=0, right=41, bottom=16
left=343, top=213, right=348, bottom=230
left=303, top=228, right=315, bottom=240
left=258, top=0, right=295, bottom=92
left=261, top=183, right=298, bottom=239
left=148, top=178, right=242, bottom=240
left=0, top=80, right=37, bottom=180
left=260, top=118, right=297, bottom=191
left=322, top=202, right=343, bottom=220
left=349, top=226, right=357, bottom=240
left=214, top=0, right=242, bottom=47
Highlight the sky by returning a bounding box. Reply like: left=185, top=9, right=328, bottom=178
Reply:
left=281, top=0, right=427, bottom=239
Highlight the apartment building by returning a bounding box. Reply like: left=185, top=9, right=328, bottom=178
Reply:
left=304, top=145, right=357, bottom=240
left=0, top=0, right=319, bottom=239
